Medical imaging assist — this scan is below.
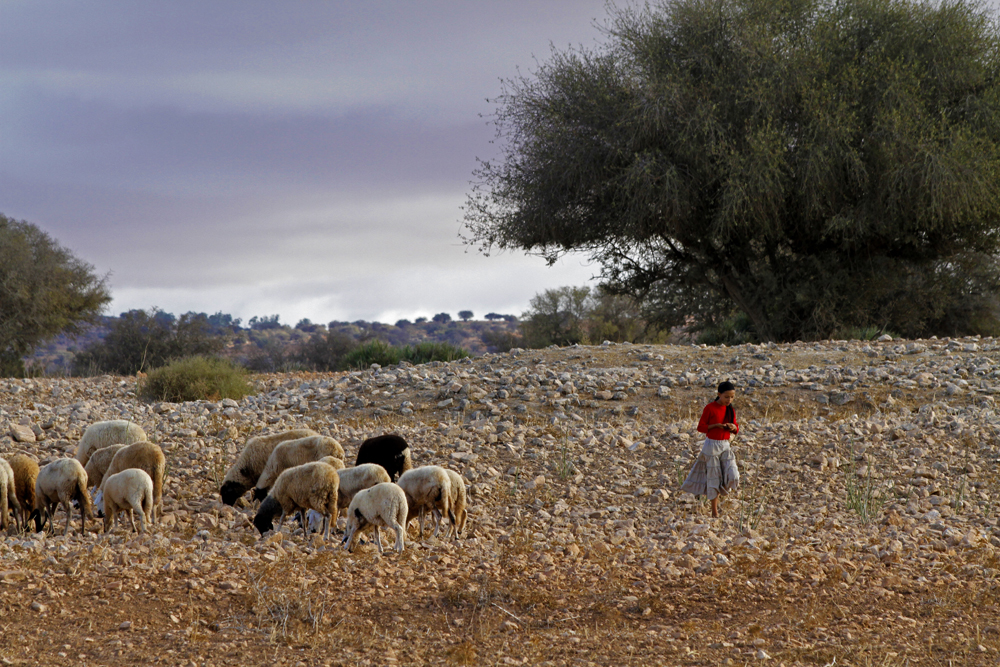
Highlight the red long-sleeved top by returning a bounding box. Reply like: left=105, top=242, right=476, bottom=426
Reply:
left=697, top=401, right=738, bottom=440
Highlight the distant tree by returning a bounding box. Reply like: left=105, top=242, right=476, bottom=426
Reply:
left=248, top=314, right=282, bottom=331
left=501, top=314, right=518, bottom=323
left=484, top=312, right=501, bottom=321
left=465, top=0, right=1000, bottom=340
left=482, top=329, right=524, bottom=353
left=295, top=318, right=321, bottom=332
left=0, top=214, right=111, bottom=376
left=73, top=308, right=225, bottom=375
left=458, top=310, right=474, bottom=321
left=414, top=317, right=428, bottom=324
left=395, top=319, right=412, bottom=327
left=432, top=313, right=452, bottom=323
left=520, top=286, right=593, bottom=348
left=207, top=311, right=242, bottom=332
left=294, top=330, right=358, bottom=371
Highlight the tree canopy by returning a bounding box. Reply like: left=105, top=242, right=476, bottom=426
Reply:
left=465, top=0, right=1000, bottom=341
left=0, top=214, right=111, bottom=375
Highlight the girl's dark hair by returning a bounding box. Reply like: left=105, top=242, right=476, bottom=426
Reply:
left=717, top=381, right=735, bottom=394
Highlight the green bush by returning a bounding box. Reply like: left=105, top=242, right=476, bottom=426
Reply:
left=341, top=340, right=403, bottom=369
left=139, top=356, right=255, bottom=402
left=340, top=340, right=470, bottom=370
left=403, top=341, right=469, bottom=364
left=696, top=312, right=759, bottom=346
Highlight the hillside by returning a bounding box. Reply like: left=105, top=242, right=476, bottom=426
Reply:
left=0, top=336, right=998, bottom=665
left=27, top=315, right=522, bottom=375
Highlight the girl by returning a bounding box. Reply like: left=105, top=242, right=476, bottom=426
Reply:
left=681, top=381, right=740, bottom=518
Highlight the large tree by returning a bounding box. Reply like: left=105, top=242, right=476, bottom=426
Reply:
left=0, top=214, right=111, bottom=375
left=464, top=0, right=1000, bottom=341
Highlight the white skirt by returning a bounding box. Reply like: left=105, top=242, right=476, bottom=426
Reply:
left=680, top=437, right=740, bottom=500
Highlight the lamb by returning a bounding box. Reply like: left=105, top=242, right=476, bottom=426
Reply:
left=253, top=461, right=340, bottom=540
left=305, top=462, right=393, bottom=533
left=342, top=482, right=408, bottom=554
left=219, top=428, right=318, bottom=505
left=83, top=444, right=126, bottom=489
left=397, top=466, right=451, bottom=539
left=30, top=458, right=92, bottom=535
left=0, top=458, right=21, bottom=531
left=101, top=442, right=165, bottom=522
left=443, top=468, right=469, bottom=540
left=251, top=435, right=345, bottom=501
left=354, top=434, right=412, bottom=481
left=7, top=454, right=38, bottom=528
left=101, top=469, right=154, bottom=534
left=75, top=420, right=147, bottom=467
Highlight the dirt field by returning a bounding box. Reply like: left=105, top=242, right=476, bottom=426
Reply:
left=0, top=337, right=997, bottom=666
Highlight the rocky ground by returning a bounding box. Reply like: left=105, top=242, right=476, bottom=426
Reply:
left=0, top=336, right=998, bottom=666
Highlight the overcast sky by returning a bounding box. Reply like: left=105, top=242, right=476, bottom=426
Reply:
left=1, top=1, right=613, bottom=325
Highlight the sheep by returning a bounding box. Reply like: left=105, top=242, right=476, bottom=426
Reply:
left=219, top=428, right=318, bottom=505
left=253, top=461, right=340, bottom=540
left=30, top=458, right=92, bottom=535
left=0, top=458, right=21, bottom=532
left=101, top=442, right=165, bottom=522
left=101, top=469, right=154, bottom=534
left=342, top=482, right=408, bottom=554
left=397, top=466, right=451, bottom=540
left=319, top=456, right=345, bottom=470
left=83, top=444, right=126, bottom=490
left=75, top=420, right=147, bottom=467
left=305, top=462, right=393, bottom=533
left=7, top=454, right=36, bottom=530
left=252, top=435, right=345, bottom=501
left=354, top=434, right=412, bottom=481
left=443, top=468, right=469, bottom=540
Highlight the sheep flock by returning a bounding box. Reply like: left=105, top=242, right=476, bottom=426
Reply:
left=2, top=339, right=1000, bottom=665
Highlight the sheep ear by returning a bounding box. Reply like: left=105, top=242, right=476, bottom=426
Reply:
left=354, top=508, right=363, bottom=520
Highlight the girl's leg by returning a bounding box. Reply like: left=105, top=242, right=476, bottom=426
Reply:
left=710, top=497, right=719, bottom=518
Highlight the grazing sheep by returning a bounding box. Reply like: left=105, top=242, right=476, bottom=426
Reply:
left=8, top=454, right=38, bottom=528
left=75, top=420, right=147, bottom=467
left=0, top=458, right=21, bottom=531
left=101, top=442, right=165, bottom=522
left=354, top=434, right=412, bottom=481
left=443, top=468, right=468, bottom=540
left=83, top=444, right=126, bottom=489
left=397, top=466, right=451, bottom=539
left=102, top=469, right=154, bottom=534
left=219, top=428, right=318, bottom=505
left=31, top=458, right=92, bottom=535
left=342, top=482, right=408, bottom=554
left=319, top=456, right=346, bottom=470
left=253, top=461, right=340, bottom=540
left=252, top=435, right=345, bottom=501
left=337, top=463, right=391, bottom=511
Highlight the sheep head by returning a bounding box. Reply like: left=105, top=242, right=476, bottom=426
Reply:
left=219, top=481, right=247, bottom=506
left=253, top=495, right=281, bottom=536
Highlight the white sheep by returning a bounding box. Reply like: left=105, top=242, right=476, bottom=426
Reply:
left=342, top=482, right=408, bottom=554
left=252, top=435, right=345, bottom=501
left=0, top=458, right=21, bottom=532
left=397, top=466, right=451, bottom=539
left=101, top=468, right=154, bottom=534
left=75, top=420, right=147, bottom=467
left=443, top=468, right=469, bottom=540
left=305, top=463, right=391, bottom=534
left=31, top=458, right=92, bottom=535
left=83, top=444, right=126, bottom=489
left=101, top=442, right=165, bottom=522
left=220, top=428, right=318, bottom=505
left=253, top=461, right=340, bottom=540
left=8, top=454, right=38, bottom=529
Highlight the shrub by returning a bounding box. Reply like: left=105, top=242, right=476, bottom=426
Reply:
left=341, top=340, right=403, bottom=369
left=139, top=356, right=255, bottom=402
left=403, top=341, right=469, bottom=364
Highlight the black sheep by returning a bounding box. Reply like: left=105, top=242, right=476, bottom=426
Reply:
left=355, top=434, right=412, bottom=481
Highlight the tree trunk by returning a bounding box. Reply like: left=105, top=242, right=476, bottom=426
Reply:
left=719, top=273, right=775, bottom=342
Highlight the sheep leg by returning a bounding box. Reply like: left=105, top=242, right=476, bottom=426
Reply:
left=392, top=521, right=406, bottom=553
left=373, top=525, right=384, bottom=554
left=418, top=508, right=425, bottom=539
left=127, top=504, right=139, bottom=533
left=431, top=508, right=444, bottom=538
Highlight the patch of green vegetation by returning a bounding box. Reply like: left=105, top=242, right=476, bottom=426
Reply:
left=139, top=356, right=255, bottom=402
